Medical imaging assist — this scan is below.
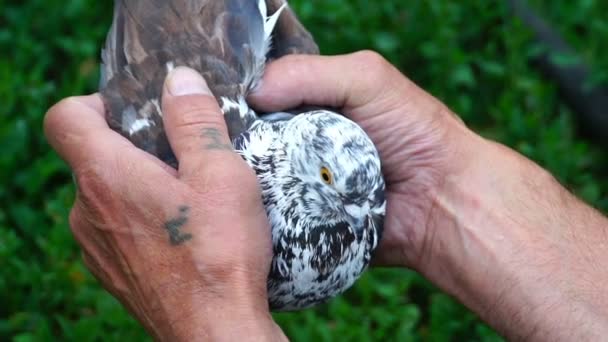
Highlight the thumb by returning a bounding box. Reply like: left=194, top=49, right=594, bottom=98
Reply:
left=162, top=67, right=237, bottom=184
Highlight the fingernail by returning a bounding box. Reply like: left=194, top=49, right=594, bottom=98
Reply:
left=165, top=67, right=211, bottom=96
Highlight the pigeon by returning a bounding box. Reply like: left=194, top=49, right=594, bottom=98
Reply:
left=99, top=0, right=386, bottom=311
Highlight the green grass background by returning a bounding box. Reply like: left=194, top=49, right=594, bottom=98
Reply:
left=1, top=0, right=607, bottom=340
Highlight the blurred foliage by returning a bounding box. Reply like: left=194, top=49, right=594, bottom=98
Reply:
left=1, top=0, right=606, bottom=341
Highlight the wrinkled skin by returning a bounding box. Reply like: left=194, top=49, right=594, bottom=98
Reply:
left=45, top=53, right=608, bottom=341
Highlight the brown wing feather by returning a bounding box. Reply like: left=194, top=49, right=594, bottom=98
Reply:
left=100, top=0, right=269, bottom=166
left=100, top=0, right=318, bottom=166
left=267, top=0, right=319, bottom=57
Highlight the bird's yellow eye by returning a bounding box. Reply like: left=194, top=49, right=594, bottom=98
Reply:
left=320, top=167, right=333, bottom=185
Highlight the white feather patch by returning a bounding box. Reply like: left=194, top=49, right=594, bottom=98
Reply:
left=138, top=99, right=162, bottom=118
left=264, top=3, right=288, bottom=41
left=220, top=96, right=251, bottom=120
left=128, top=118, right=153, bottom=135
left=258, top=0, right=268, bottom=23
left=151, top=99, right=162, bottom=117
left=166, top=61, right=175, bottom=74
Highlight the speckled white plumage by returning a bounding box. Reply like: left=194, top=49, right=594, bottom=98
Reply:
left=234, top=111, right=385, bottom=310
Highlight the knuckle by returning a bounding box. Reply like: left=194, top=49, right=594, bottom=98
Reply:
left=68, top=207, right=82, bottom=234
left=73, top=164, right=104, bottom=197
left=68, top=207, right=89, bottom=246
left=215, top=157, right=256, bottom=180
left=348, top=50, right=406, bottom=106
left=197, top=160, right=260, bottom=200
left=352, top=50, right=391, bottom=75
left=225, top=165, right=259, bottom=190
left=73, top=161, right=117, bottom=209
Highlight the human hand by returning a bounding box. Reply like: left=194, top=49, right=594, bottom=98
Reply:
left=250, top=51, right=474, bottom=270
left=44, top=67, right=285, bottom=341
left=250, top=52, right=608, bottom=340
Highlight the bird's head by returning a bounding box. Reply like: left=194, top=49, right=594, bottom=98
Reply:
left=280, top=111, right=386, bottom=240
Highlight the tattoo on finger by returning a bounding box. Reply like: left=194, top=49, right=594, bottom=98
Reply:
left=201, top=128, right=232, bottom=150
left=164, top=205, right=193, bottom=246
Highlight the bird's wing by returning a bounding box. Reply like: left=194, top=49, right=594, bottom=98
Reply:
left=266, top=0, right=319, bottom=58
left=100, top=0, right=283, bottom=165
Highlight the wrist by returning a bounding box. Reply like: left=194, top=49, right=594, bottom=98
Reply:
left=126, top=274, right=284, bottom=341
left=416, top=133, right=608, bottom=339
left=167, top=306, right=286, bottom=342
left=149, top=295, right=286, bottom=341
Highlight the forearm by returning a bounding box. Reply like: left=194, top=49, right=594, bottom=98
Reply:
left=426, top=134, right=608, bottom=340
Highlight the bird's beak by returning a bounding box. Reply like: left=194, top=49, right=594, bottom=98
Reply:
left=344, top=202, right=371, bottom=240
left=370, top=212, right=384, bottom=247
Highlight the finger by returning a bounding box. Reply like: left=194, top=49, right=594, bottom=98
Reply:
left=44, top=94, right=178, bottom=177
left=249, top=51, right=409, bottom=112
left=44, top=94, right=127, bottom=166
left=161, top=67, right=238, bottom=182
left=44, top=94, right=175, bottom=174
